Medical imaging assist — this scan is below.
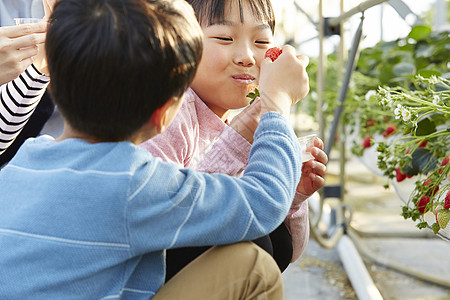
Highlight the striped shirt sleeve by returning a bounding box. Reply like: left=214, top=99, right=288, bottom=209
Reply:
left=0, top=64, right=50, bottom=154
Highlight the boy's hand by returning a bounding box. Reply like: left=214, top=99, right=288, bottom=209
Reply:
left=0, top=23, right=47, bottom=85
left=259, top=45, right=309, bottom=118
left=297, top=137, right=327, bottom=196
left=229, top=98, right=261, bottom=144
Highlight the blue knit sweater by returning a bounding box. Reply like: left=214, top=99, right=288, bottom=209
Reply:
left=0, top=112, right=301, bottom=299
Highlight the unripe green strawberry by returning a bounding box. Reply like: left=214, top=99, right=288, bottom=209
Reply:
left=264, top=47, right=282, bottom=61
left=436, top=209, right=450, bottom=229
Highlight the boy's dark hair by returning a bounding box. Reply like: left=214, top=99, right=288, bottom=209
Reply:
left=46, top=0, right=203, bottom=141
left=186, top=0, right=275, bottom=34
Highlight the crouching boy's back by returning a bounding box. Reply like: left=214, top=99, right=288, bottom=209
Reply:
left=0, top=0, right=305, bottom=298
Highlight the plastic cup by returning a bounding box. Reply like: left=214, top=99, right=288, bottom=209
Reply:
left=14, top=18, right=43, bottom=25
left=298, top=134, right=317, bottom=163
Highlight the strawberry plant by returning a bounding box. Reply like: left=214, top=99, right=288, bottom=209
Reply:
left=376, top=76, right=449, bottom=235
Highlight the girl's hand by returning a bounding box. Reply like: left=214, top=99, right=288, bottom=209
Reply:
left=0, top=23, right=47, bottom=85
left=297, top=137, right=328, bottom=196
left=258, top=45, right=309, bottom=118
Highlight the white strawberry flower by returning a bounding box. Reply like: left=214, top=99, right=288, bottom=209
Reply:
left=402, top=108, right=411, bottom=122
left=394, top=104, right=403, bottom=119
left=432, top=95, right=440, bottom=105
left=365, top=90, right=377, bottom=101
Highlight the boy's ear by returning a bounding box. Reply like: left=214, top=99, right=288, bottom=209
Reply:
left=150, top=96, right=182, bottom=133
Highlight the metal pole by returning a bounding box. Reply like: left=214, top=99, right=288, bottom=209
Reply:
left=311, top=0, right=326, bottom=228
left=338, top=0, right=346, bottom=203
left=328, top=0, right=389, bottom=26
left=317, top=0, right=325, bottom=142
left=324, top=16, right=364, bottom=157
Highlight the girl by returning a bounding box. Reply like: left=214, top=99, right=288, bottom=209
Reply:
left=139, top=0, right=327, bottom=280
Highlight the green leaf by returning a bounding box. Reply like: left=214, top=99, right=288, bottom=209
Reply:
left=408, top=25, right=432, bottom=41
left=403, top=147, right=439, bottom=176
left=417, top=69, right=442, bottom=78
left=392, top=62, right=415, bottom=76
left=415, top=118, right=436, bottom=136
left=415, top=44, right=435, bottom=58
left=416, top=221, right=428, bottom=229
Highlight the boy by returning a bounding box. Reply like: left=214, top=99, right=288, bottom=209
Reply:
left=0, top=0, right=309, bottom=299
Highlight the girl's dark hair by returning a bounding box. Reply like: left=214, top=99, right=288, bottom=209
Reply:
left=46, top=0, right=203, bottom=141
left=186, top=0, right=275, bottom=34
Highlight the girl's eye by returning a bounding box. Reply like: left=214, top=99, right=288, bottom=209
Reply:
left=256, top=41, right=270, bottom=45
left=215, top=37, right=233, bottom=41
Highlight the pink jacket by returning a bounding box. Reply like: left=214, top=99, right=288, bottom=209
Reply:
left=139, top=88, right=309, bottom=262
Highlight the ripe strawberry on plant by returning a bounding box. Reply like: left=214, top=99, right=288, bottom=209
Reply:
left=417, top=141, right=427, bottom=148
left=439, top=155, right=450, bottom=174
left=395, top=167, right=407, bottom=182
left=362, top=136, right=373, bottom=149
left=416, top=195, right=431, bottom=214
left=264, top=47, right=282, bottom=62
left=445, top=190, right=450, bottom=210
left=382, top=125, right=396, bottom=138
left=364, top=118, right=377, bottom=128
left=422, top=178, right=439, bottom=196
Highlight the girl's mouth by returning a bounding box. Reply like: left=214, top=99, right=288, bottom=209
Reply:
left=232, top=74, right=255, bottom=85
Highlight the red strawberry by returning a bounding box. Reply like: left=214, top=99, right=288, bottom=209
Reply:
left=382, top=125, right=396, bottom=138
left=264, top=47, right=282, bottom=61
left=439, top=156, right=450, bottom=174
left=395, top=167, right=407, bottom=182
left=441, top=156, right=450, bottom=167
left=416, top=195, right=431, bottom=214
left=422, top=178, right=439, bottom=196
left=445, top=190, right=450, bottom=210
left=417, top=141, right=427, bottom=148
left=364, top=118, right=377, bottom=128
left=362, top=136, right=373, bottom=149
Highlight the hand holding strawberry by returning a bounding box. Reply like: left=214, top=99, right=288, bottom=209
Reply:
left=259, top=45, right=310, bottom=117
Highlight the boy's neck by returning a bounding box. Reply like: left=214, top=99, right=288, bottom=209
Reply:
left=55, top=123, right=101, bottom=143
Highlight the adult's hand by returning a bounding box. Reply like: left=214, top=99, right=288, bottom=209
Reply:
left=43, top=0, right=58, bottom=20
left=32, top=0, right=58, bottom=75
left=0, top=23, right=47, bottom=85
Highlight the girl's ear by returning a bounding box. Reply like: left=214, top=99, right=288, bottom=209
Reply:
left=150, top=96, right=182, bottom=133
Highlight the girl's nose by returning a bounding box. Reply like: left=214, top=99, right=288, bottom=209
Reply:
left=233, top=45, right=255, bottom=67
